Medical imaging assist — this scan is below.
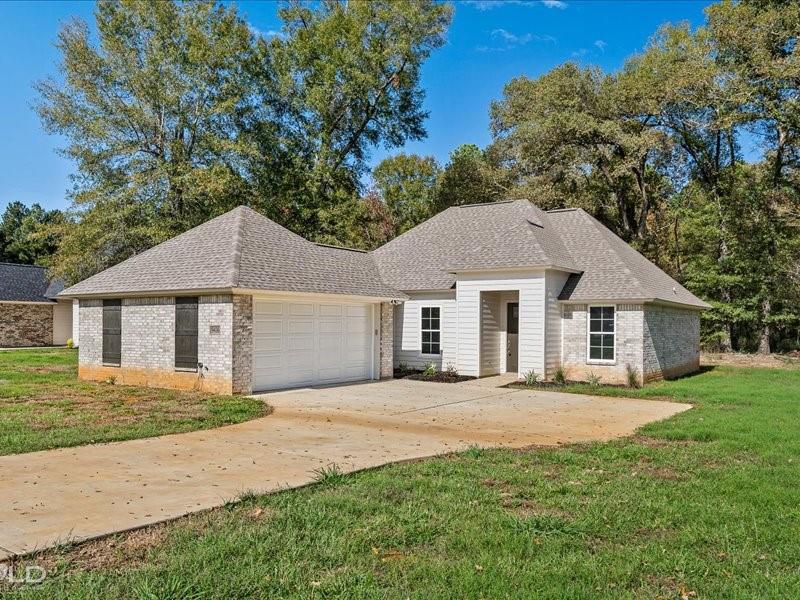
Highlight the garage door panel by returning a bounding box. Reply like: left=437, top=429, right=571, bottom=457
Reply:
left=289, top=303, right=315, bottom=316
left=319, top=304, right=343, bottom=317
left=253, top=299, right=374, bottom=391
left=254, top=301, right=283, bottom=315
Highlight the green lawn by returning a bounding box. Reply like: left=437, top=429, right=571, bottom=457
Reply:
left=0, top=348, right=267, bottom=455
left=6, top=364, right=800, bottom=598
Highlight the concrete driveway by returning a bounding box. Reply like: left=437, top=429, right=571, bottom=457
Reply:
left=0, top=377, right=690, bottom=559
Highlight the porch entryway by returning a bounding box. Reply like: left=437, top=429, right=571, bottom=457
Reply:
left=479, top=290, right=519, bottom=377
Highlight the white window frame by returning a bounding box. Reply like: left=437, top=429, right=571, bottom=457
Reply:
left=586, top=304, right=616, bottom=364
left=420, top=305, right=442, bottom=356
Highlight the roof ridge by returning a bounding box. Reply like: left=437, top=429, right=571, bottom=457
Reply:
left=0, top=262, right=46, bottom=269
left=316, top=243, right=368, bottom=253
left=229, top=206, right=246, bottom=288
left=456, top=200, right=515, bottom=208
left=546, top=207, right=582, bottom=213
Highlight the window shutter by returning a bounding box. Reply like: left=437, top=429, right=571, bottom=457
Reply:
left=175, top=297, right=199, bottom=369
left=102, top=300, right=122, bottom=365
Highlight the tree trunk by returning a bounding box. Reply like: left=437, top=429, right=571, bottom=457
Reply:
left=758, top=297, right=771, bottom=355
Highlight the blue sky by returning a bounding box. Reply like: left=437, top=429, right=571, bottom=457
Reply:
left=0, top=0, right=713, bottom=213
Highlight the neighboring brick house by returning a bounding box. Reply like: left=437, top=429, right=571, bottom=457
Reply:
left=0, top=263, right=74, bottom=348
left=60, top=202, right=708, bottom=394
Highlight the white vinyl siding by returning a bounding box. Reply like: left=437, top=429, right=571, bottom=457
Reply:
left=393, top=292, right=457, bottom=370
left=456, top=270, right=546, bottom=378
left=52, top=299, right=74, bottom=346
left=480, top=292, right=502, bottom=376
left=252, top=297, right=375, bottom=391
left=545, top=270, right=570, bottom=377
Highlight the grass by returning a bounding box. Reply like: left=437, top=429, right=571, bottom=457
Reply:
left=5, top=364, right=800, bottom=598
left=0, top=348, right=267, bottom=456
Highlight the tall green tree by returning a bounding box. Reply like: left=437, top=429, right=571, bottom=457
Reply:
left=372, top=153, right=440, bottom=235
left=247, top=0, right=452, bottom=239
left=38, top=0, right=451, bottom=284
left=36, top=0, right=257, bottom=283
left=0, top=202, right=64, bottom=265
left=434, top=144, right=506, bottom=210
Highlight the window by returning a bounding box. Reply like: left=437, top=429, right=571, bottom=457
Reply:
left=588, top=306, right=615, bottom=362
left=102, top=299, right=122, bottom=366
left=175, top=297, right=199, bottom=370
left=421, top=306, right=441, bottom=355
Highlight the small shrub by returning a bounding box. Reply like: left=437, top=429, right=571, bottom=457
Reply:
left=587, top=372, right=601, bottom=387
left=104, top=376, right=117, bottom=385
left=423, top=362, right=438, bottom=377
left=552, top=366, right=566, bottom=385
left=65, top=338, right=74, bottom=349
left=523, top=370, right=540, bottom=386
left=444, top=362, right=458, bottom=376
left=626, top=363, right=641, bottom=388
left=398, top=361, right=408, bottom=372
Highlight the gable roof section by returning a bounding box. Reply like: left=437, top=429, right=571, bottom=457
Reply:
left=0, top=263, right=63, bottom=303
left=371, top=200, right=578, bottom=291
left=61, top=207, right=404, bottom=300
left=547, top=208, right=710, bottom=309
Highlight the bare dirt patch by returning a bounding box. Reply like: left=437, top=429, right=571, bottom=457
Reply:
left=702, top=352, right=800, bottom=369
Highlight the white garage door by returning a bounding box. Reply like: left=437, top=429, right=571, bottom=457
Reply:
left=252, top=298, right=375, bottom=391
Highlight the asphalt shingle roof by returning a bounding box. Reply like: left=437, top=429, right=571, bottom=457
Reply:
left=61, top=207, right=405, bottom=300
left=546, top=208, right=710, bottom=309
left=0, top=263, right=63, bottom=302
left=60, top=201, right=709, bottom=309
left=371, top=200, right=578, bottom=290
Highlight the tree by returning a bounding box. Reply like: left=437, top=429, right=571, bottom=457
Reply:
left=490, top=63, right=672, bottom=243
left=372, top=154, right=440, bottom=235
left=247, top=0, right=452, bottom=240
left=434, top=144, right=506, bottom=210
left=37, top=0, right=452, bottom=284
left=36, top=0, right=257, bottom=283
left=0, top=202, right=64, bottom=265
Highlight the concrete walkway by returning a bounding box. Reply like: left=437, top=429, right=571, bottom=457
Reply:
left=0, top=377, right=690, bottom=559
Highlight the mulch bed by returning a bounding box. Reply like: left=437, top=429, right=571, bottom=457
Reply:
left=394, top=368, right=475, bottom=383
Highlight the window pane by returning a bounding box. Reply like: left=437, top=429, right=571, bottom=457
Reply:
left=602, top=334, right=614, bottom=347
left=422, top=331, right=431, bottom=343
left=589, top=307, right=602, bottom=320
left=422, top=318, right=430, bottom=330
left=430, top=318, right=440, bottom=330
left=431, top=331, right=440, bottom=343
left=589, top=334, right=602, bottom=347
left=589, top=319, right=602, bottom=333
left=602, top=319, right=614, bottom=332
left=589, top=347, right=602, bottom=360
left=602, top=347, right=614, bottom=361
left=431, top=345, right=440, bottom=354
left=430, top=307, right=440, bottom=319
left=422, top=343, right=430, bottom=354
left=422, top=307, right=431, bottom=319
left=602, top=307, right=614, bottom=320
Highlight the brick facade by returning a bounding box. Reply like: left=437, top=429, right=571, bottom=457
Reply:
left=561, top=304, right=645, bottom=385
left=231, top=295, right=253, bottom=394
left=560, top=303, right=700, bottom=385
left=643, top=305, right=701, bottom=382
left=78, top=295, right=237, bottom=394
left=379, top=302, right=394, bottom=378
left=0, top=303, right=53, bottom=347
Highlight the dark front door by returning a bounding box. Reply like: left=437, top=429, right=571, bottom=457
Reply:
left=507, top=302, right=519, bottom=372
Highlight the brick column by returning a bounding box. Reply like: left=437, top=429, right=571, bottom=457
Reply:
left=379, top=302, right=394, bottom=379
left=231, top=295, right=253, bottom=394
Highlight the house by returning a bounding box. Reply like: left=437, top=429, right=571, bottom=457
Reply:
left=0, top=262, right=74, bottom=347
left=59, top=201, right=709, bottom=394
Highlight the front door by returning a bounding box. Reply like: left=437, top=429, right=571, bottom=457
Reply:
left=506, top=302, right=519, bottom=372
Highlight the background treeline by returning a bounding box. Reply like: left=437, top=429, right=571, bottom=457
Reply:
left=8, top=0, right=799, bottom=353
